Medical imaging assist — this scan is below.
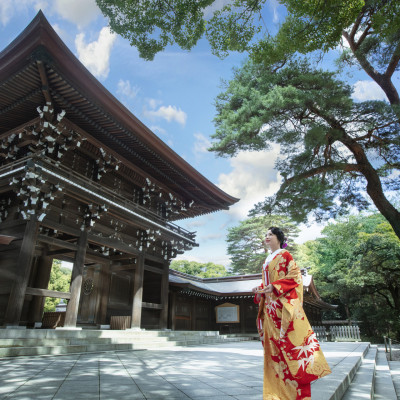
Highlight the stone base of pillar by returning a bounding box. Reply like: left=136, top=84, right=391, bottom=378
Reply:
left=55, top=327, right=82, bottom=330
left=5, top=325, right=27, bottom=329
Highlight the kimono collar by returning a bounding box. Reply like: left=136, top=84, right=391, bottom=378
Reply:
left=265, top=248, right=283, bottom=265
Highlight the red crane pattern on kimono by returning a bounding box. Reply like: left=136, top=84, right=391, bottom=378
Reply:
left=255, top=250, right=331, bottom=400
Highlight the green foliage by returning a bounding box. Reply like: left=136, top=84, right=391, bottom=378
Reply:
left=43, top=260, right=71, bottom=312
left=211, top=58, right=400, bottom=228
left=300, top=212, right=400, bottom=340
left=170, top=260, right=232, bottom=278
left=95, top=0, right=265, bottom=60
left=226, top=215, right=300, bottom=275
left=96, top=0, right=400, bottom=90
left=97, top=0, right=400, bottom=236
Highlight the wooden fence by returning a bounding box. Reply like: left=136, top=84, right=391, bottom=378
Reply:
left=312, top=325, right=361, bottom=342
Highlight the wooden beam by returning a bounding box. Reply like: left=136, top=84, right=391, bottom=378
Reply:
left=40, top=220, right=81, bottom=237
left=0, top=235, right=19, bottom=245
left=110, top=254, right=137, bottom=261
left=87, top=232, right=139, bottom=256
left=142, top=302, right=163, bottom=310
left=36, top=60, right=52, bottom=104
left=38, top=234, right=78, bottom=251
left=144, top=264, right=164, bottom=275
left=47, top=249, right=74, bottom=256
left=111, top=264, right=136, bottom=273
left=25, top=287, right=71, bottom=299
left=0, top=117, right=41, bottom=141
left=0, top=219, right=27, bottom=231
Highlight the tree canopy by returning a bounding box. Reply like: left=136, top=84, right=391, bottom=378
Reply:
left=95, top=0, right=265, bottom=60
left=96, top=0, right=400, bottom=107
left=170, top=259, right=232, bottom=278
left=97, top=0, right=400, bottom=238
left=211, top=58, right=400, bottom=238
left=297, top=212, right=400, bottom=340
left=226, top=214, right=299, bottom=274
left=44, top=260, right=71, bottom=312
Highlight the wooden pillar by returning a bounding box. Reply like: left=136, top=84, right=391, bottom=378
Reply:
left=191, top=296, right=197, bottom=331
left=160, top=261, right=169, bottom=329
left=170, top=291, right=176, bottom=331
left=28, top=251, right=53, bottom=325
left=131, top=255, right=144, bottom=328
left=97, top=261, right=111, bottom=325
left=64, top=230, right=88, bottom=327
left=240, top=298, right=246, bottom=333
left=4, top=218, right=39, bottom=326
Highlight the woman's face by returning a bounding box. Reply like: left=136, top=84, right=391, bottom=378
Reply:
left=264, top=230, right=280, bottom=250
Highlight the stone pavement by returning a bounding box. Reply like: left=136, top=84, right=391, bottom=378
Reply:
left=0, top=341, right=364, bottom=400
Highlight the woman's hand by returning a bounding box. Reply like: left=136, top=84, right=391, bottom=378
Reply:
left=255, top=284, right=273, bottom=294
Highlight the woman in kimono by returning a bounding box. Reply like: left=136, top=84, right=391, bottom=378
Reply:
left=252, top=227, right=331, bottom=400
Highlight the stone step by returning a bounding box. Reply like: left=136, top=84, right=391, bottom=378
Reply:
left=342, top=344, right=377, bottom=399
left=388, top=361, right=400, bottom=399
left=374, top=347, right=397, bottom=399
left=0, top=328, right=221, bottom=339
left=0, top=329, right=253, bottom=358
left=311, top=342, right=370, bottom=400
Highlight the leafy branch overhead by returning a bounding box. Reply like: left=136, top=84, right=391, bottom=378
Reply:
left=210, top=58, right=400, bottom=237
left=97, top=0, right=400, bottom=238
left=95, top=0, right=265, bottom=60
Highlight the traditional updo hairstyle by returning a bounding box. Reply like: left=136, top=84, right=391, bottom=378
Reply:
left=268, top=226, right=288, bottom=249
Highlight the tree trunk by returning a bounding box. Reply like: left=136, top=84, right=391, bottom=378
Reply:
left=344, top=138, right=400, bottom=240
left=343, top=31, right=400, bottom=106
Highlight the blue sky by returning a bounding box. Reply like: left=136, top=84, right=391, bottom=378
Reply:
left=0, top=0, right=391, bottom=267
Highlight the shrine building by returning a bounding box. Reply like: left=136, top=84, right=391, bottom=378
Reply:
left=0, top=12, right=334, bottom=332
left=0, top=11, right=238, bottom=329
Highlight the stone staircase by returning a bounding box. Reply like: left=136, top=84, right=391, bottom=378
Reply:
left=312, top=343, right=399, bottom=399
left=0, top=328, right=253, bottom=358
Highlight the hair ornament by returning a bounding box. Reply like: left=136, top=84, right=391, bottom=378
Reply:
left=282, top=240, right=288, bottom=249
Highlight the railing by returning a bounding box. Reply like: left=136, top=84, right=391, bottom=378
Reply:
left=313, top=326, right=328, bottom=342
left=384, top=336, right=400, bottom=361
left=330, top=325, right=361, bottom=342
left=312, top=325, right=361, bottom=342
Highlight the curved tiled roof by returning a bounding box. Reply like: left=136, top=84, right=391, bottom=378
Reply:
left=0, top=11, right=239, bottom=219
left=169, top=269, right=337, bottom=309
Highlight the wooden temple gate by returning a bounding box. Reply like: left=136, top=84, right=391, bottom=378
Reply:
left=0, top=12, right=238, bottom=329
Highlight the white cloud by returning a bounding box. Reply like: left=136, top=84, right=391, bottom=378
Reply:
left=0, top=0, right=45, bottom=26
left=352, top=80, right=387, bottom=102
left=193, top=132, right=211, bottom=159
left=52, top=0, right=100, bottom=28
left=296, top=223, right=324, bottom=244
left=203, top=0, right=230, bottom=18
left=117, top=79, right=140, bottom=99
left=75, top=27, right=117, bottom=79
left=268, top=0, right=280, bottom=24
left=144, top=104, right=187, bottom=126
left=147, top=98, right=163, bottom=110
left=51, top=23, right=64, bottom=37
left=218, top=147, right=281, bottom=220
left=200, top=233, right=224, bottom=242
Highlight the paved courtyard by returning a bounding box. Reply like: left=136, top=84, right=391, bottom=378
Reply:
left=0, top=341, right=353, bottom=400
